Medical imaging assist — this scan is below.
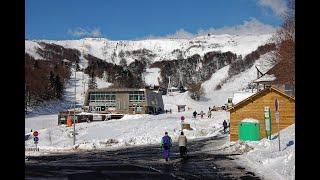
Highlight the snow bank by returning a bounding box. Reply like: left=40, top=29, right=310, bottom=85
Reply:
left=218, top=124, right=295, bottom=180
left=241, top=118, right=259, bottom=123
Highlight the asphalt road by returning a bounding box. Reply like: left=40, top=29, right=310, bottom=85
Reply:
left=25, top=134, right=260, bottom=180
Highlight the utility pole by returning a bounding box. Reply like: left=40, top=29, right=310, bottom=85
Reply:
left=167, top=76, right=171, bottom=96
left=73, top=64, right=77, bottom=145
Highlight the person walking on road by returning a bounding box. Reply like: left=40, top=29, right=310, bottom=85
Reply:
left=178, top=131, right=188, bottom=158
left=199, top=110, right=205, bottom=119
left=161, top=132, right=172, bottom=162
left=223, top=120, right=228, bottom=133
left=193, top=110, right=197, bottom=118
left=207, top=107, right=212, bottom=118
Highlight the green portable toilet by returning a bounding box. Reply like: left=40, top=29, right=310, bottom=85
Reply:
left=239, top=119, right=260, bottom=141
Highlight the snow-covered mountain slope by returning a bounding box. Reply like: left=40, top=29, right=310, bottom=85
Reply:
left=26, top=68, right=112, bottom=118
left=143, top=68, right=161, bottom=86
left=162, top=51, right=276, bottom=110
left=25, top=34, right=272, bottom=66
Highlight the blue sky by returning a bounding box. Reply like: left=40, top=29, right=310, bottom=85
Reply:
left=25, top=0, right=288, bottom=40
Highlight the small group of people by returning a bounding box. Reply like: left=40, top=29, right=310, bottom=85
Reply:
left=192, top=107, right=212, bottom=119
left=165, top=109, right=172, bottom=114
left=160, top=131, right=187, bottom=162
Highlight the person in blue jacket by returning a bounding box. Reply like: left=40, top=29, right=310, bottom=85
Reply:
left=161, top=131, right=172, bottom=162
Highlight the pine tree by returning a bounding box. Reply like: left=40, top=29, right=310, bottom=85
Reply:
left=54, top=75, right=63, bottom=99
left=88, top=72, right=97, bottom=89
left=33, top=60, right=39, bottom=69
left=48, top=71, right=56, bottom=99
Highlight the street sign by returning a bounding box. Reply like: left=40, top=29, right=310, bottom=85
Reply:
left=33, top=131, right=39, bottom=137
left=264, top=106, right=272, bottom=139
left=275, top=111, right=280, bottom=123
left=264, top=114, right=271, bottom=131
left=275, top=98, right=279, bottom=112
left=34, top=137, right=39, bottom=142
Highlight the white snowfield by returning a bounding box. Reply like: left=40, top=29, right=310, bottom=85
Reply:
left=25, top=33, right=272, bottom=66
left=25, top=111, right=228, bottom=151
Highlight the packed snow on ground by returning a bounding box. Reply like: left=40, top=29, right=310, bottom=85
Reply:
left=213, top=124, right=295, bottom=180
left=25, top=111, right=228, bottom=152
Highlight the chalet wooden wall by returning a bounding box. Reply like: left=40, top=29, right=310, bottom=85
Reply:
left=229, top=89, right=295, bottom=141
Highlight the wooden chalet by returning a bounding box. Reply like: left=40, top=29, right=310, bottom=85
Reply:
left=228, top=87, right=295, bottom=141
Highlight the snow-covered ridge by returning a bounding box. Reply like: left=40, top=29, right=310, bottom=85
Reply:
left=25, top=33, right=273, bottom=65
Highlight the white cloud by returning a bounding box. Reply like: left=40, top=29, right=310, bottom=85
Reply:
left=68, top=27, right=87, bottom=37
left=258, top=0, right=288, bottom=17
left=196, top=18, right=277, bottom=36
left=165, top=28, right=194, bottom=39
left=90, top=28, right=102, bottom=37
left=143, top=18, right=277, bottom=40
left=68, top=27, right=102, bottom=38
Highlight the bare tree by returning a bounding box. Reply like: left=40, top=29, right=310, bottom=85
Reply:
left=187, top=82, right=204, bottom=101
left=271, top=0, right=295, bottom=84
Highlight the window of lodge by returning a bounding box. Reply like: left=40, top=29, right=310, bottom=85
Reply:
left=129, top=91, right=145, bottom=102
left=89, top=92, right=116, bottom=103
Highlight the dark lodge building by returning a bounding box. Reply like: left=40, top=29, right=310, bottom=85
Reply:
left=83, top=88, right=164, bottom=114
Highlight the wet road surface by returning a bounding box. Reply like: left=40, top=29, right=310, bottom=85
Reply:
left=25, top=135, right=260, bottom=180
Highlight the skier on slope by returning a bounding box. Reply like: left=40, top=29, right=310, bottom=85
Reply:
left=160, top=132, right=172, bottom=162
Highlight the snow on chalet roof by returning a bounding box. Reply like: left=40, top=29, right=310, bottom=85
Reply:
left=232, top=91, right=256, bottom=105
left=241, top=118, right=259, bottom=123
left=253, top=74, right=276, bottom=83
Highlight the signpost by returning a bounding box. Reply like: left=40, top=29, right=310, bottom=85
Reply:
left=181, top=116, right=185, bottom=130
left=264, top=107, right=272, bottom=140
left=73, top=115, right=77, bottom=145
left=33, top=136, right=39, bottom=151
left=275, top=98, right=281, bottom=151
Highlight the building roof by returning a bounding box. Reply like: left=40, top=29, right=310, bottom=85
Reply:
left=253, top=74, right=276, bottom=83
left=228, top=87, right=295, bottom=113
left=253, top=56, right=294, bottom=85
left=232, top=91, right=256, bottom=105
left=177, top=105, right=186, bottom=107
left=87, top=88, right=147, bottom=92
